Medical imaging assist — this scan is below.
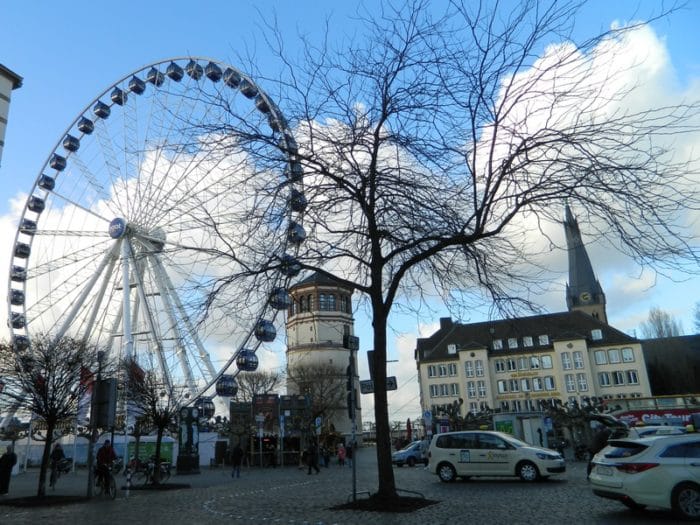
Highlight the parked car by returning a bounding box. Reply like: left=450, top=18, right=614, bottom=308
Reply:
left=589, top=433, right=700, bottom=520
left=392, top=440, right=427, bottom=467
left=427, top=430, right=565, bottom=482
left=624, top=425, right=688, bottom=439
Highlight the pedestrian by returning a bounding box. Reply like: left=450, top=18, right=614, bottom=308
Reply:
left=307, top=440, right=320, bottom=475
left=322, top=445, right=330, bottom=468
left=337, top=443, right=346, bottom=467
left=0, top=446, right=18, bottom=495
left=346, top=441, right=353, bottom=468
left=231, top=443, right=244, bottom=478
left=50, top=442, right=66, bottom=488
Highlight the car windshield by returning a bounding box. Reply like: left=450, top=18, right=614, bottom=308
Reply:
left=400, top=442, right=419, bottom=452
left=501, top=435, right=528, bottom=448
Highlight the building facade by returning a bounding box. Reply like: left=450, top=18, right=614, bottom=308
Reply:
left=285, top=272, right=361, bottom=438
left=0, top=63, right=22, bottom=168
left=415, top=207, right=652, bottom=419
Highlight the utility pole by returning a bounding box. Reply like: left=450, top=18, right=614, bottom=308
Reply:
left=344, top=334, right=359, bottom=502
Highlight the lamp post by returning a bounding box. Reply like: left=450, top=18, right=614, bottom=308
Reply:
left=86, top=350, right=104, bottom=497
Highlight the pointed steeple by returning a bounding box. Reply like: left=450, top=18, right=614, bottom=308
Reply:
left=564, top=205, right=607, bottom=323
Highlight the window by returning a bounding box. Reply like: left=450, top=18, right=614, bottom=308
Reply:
left=467, top=382, right=476, bottom=398
left=523, top=336, right=534, bottom=347
left=530, top=356, right=541, bottom=370
left=448, top=363, right=458, bottom=376
left=477, top=381, right=486, bottom=398
left=439, top=384, right=449, bottom=396
left=319, top=293, right=328, bottom=311
left=509, top=379, right=520, bottom=392
left=428, top=365, right=436, bottom=377
left=438, top=364, right=448, bottom=377
left=469, top=402, right=478, bottom=413
left=532, top=377, right=543, bottom=391
left=544, top=376, right=556, bottom=391
left=430, top=385, right=439, bottom=397
left=521, top=378, right=531, bottom=392
left=450, top=383, right=460, bottom=396
left=497, top=380, right=508, bottom=394
left=465, top=361, right=474, bottom=377
left=541, top=355, right=553, bottom=369
left=500, top=400, right=510, bottom=411
left=626, top=370, right=639, bottom=384
left=573, top=351, right=584, bottom=369
left=493, top=339, right=503, bottom=350
left=591, top=329, right=603, bottom=340
left=561, top=352, right=572, bottom=370
left=328, top=294, right=336, bottom=311
left=507, top=359, right=517, bottom=372
left=512, top=399, right=522, bottom=412
left=594, top=350, right=607, bottom=365
left=608, top=349, right=621, bottom=364
left=538, top=334, right=550, bottom=345
left=475, top=360, right=484, bottom=377
left=577, top=373, right=588, bottom=392
left=613, top=371, right=625, bottom=386
left=495, top=360, right=505, bottom=373
left=564, top=374, right=576, bottom=392
left=622, top=347, right=635, bottom=362
left=599, top=372, right=611, bottom=387
left=508, top=338, right=518, bottom=349
left=518, top=357, right=529, bottom=371
left=307, top=294, right=313, bottom=311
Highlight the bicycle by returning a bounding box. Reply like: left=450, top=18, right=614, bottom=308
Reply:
left=133, top=456, right=171, bottom=485
left=94, top=462, right=117, bottom=499
left=49, top=457, right=71, bottom=489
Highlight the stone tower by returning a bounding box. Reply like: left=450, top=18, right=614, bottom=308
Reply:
left=564, top=205, right=608, bottom=323
left=285, top=272, right=361, bottom=438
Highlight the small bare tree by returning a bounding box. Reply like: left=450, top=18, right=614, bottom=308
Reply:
left=233, top=370, right=284, bottom=403
left=122, top=358, right=183, bottom=484
left=640, top=306, right=684, bottom=338
left=0, top=336, right=97, bottom=496
left=287, top=363, right=346, bottom=426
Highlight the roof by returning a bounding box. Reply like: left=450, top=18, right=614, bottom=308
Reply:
left=292, top=271, right=353, bottom=290
left=0, top=64, right=23, bottom=89
left=416, top=310, right=637, bottom=361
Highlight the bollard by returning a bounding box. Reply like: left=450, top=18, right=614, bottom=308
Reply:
left=125, top=466, right=131, bottom=498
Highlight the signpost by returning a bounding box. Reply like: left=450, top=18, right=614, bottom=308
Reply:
left=358, top=376, right=398, bottom=394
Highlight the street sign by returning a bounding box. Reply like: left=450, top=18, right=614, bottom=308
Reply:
left=360, top=376, right=397, bottom=393
left=360, top=380, right=374, bottom=394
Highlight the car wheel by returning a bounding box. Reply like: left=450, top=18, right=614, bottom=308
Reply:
left=437, top=462, right=457, bottom=483
left=517, top=461, right=540, bottom=482
left=672, top=482, right=700, bottom=520
left=621, top=500, right=647, bottom=511
left=407, top=457, right=416, bottom=467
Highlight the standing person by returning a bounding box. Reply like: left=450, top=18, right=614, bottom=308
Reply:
left=307, top=440, right=320, bottom=475
left=322, top=445, right=330, bottom=468
left=346, top=441, right=353, bottom=468
left=95, top=439, right=117, bottom=488
left=49, top=442, right=66, bottom=488
left=337, top=443, right=346, bottom=467
left=231, top=443, right=244, bottom=479
left=0, top=446, right=17, bottom=495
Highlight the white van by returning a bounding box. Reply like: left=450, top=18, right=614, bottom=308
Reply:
left=428, top=430, right=565, bottom=482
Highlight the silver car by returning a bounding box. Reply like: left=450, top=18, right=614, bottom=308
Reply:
left=428, top=430, right=565, bottom=482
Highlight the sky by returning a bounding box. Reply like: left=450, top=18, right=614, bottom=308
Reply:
left=1, top=1, right=699, bottom=425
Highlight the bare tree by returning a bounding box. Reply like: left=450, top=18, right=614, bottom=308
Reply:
left=122, top=358, right=183, bottom=484
left=233, top=370, right=284, bottom=403
left=640, top=306, right=684, bottom=338
left=694, top=302, right=700, bottom=334
left=0, top=336, right=96, bottom=496
left=287, top=363, right=346, bottom=425
left=192, top=1, right=700, bottom=500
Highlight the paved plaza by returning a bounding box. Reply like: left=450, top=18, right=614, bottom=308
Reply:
left=0, top=447, right=683, bottom=524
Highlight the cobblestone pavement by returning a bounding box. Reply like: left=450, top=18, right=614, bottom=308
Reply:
left=0, top=448, right=683, bottom=524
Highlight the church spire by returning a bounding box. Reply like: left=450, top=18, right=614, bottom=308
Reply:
left=564, top=205, right=607, bottom=323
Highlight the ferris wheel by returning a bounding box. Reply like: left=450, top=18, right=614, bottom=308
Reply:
left=7, top=57, right=306, bottom=399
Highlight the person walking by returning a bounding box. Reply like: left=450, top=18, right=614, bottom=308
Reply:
left=346, top=441, right=353, bottom=468
left=231, top=443, right=244, bottom=479
left=337, top=443, right=346, bottom=467
left=0, top=446, right=18, bottom=495
left=49, top=442, right=66, bottom=488
left=307, top=440, right=320, bottom=475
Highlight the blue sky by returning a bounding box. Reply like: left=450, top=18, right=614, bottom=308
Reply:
left=1, top=1, right=699, bottom=423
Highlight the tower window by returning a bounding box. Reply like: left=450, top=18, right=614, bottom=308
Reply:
left=328, top=294, right=336, bottom=310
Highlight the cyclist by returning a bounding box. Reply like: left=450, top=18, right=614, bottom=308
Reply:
left=95, top=439, right=117, bottom=489
left=49, top=442, right=65, bottom=488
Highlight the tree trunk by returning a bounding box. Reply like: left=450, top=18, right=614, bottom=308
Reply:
left=37, top=423, right=54, bottom=497
left=153, top=426, right=164, bottom=485
left=371, top=306, right=397, bottom=499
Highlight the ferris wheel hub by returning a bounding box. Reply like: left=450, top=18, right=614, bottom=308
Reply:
left=109, top=217, right=128, bottom=239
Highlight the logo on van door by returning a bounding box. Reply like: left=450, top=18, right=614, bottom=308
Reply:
left=459, top=450, right=471, bottom=463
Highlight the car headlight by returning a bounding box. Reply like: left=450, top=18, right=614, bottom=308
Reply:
left=536, top=452, right=560, bottom=460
